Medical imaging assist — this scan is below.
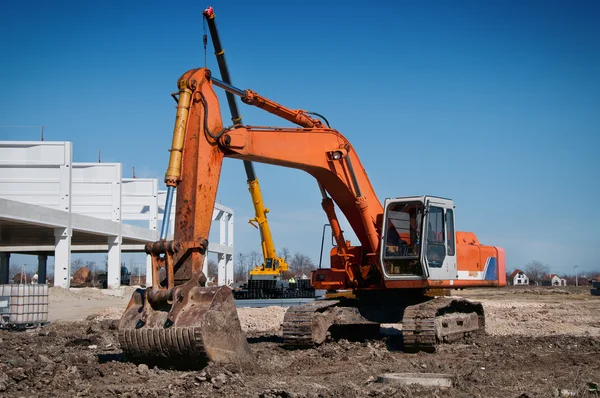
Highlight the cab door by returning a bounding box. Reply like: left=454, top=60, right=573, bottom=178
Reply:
left=421, top=196, right=457, bottom=281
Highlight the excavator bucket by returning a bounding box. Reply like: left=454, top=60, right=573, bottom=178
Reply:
left=117, top=241, right=252, bottom=369
left=118, top=279, right=251, bottom=368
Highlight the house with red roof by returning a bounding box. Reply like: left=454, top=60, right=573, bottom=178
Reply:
left=542, top=273, right=567, bottom=287
left=509, top=269, right=529, bottom=286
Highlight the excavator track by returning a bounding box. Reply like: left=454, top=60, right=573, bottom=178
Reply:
left=282, top=300, right=340, bottom=347
left=402, top=296, right=485, bottom=351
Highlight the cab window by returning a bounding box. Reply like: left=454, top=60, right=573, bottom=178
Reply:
left=426, top=206, right=446, bottom=268
left=446, top=209, right=455, bottom=256
left=382, top=201, right=424, bottom=276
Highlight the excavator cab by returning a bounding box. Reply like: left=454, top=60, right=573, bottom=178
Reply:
left=381, top=196, right=457, bottom=281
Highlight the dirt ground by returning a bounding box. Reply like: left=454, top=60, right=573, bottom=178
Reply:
left=0, top=286, right=599, bottom=397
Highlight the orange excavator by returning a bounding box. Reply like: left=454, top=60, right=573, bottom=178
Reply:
left=117, top=65, right=505, bottom=366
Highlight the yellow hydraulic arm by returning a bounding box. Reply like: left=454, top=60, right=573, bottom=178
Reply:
left=203, top=7, right=288, bottom=278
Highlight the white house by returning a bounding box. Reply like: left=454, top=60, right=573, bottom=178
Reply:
left=544, top=274, right=567, bottom=287
left=509, top=269, right=529, bottom=286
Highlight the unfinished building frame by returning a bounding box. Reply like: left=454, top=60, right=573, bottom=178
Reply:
left=0, top=141, right=234, bottom=288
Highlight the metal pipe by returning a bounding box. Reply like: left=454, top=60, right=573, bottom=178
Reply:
left=211, top=76, right=322, bottom=128
left=318, top=183, right=328, bottom=199
left=210, top=77, right=246, bottom=97
left=345, top=156, right=362, bottom=198
left=160, top=186, right=174, bottom=239
left=318, top=224, right=331, bottom=269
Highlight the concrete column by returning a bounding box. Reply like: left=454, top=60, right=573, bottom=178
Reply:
left=217, top=253, right=226, bottom=287
left=149, top=180, right=158, bottom=232
left=220, top=215, right=226, bottom=247
left=37, top=254, right=48, bottom=285
left=227, top=213, right=234, bottom=285
left=218, top=213, right=226, bottom=286
left=54, top=228, right=72, bottom=288
left=145, top=254, right=153, bottom=287
left=0, top=253, right=10, bottom=285
left=202, top=256, right=208, bottom=279
left=227, top=213, right=234, bottom=247
left=225, top=254, right=233, bottom=286
left=107, top=235, right=122, bottom=289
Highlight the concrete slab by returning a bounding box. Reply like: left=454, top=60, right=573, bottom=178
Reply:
left=376, top=373, right=453, bottom=388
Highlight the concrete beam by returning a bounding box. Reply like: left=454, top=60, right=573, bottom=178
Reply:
left=207, top=242, right=234, bottom=256
left=0, top=198, right=156, bottom=243
left=0, top=198, right=68, bottom=228
left=0, top=244, right=146, bottom=253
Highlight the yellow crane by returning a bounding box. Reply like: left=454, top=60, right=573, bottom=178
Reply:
left=203, top=7, right=288, bottom=280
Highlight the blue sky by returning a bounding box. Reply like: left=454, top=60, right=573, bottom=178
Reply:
left=1, top=0, right=599, bottom=275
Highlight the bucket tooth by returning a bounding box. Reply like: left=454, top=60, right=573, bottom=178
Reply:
left=118, top=284, right=252, bottom=369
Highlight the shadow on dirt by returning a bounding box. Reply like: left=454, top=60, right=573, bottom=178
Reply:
left=98, top=352, right=127, bottom=364
left=247, top=335, right=284, bottom=344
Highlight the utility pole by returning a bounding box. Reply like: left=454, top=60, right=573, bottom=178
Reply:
left=575, top=265, right=578, bottom=287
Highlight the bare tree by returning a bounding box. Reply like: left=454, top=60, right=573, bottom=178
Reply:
left=234, top=252, right=248, bottom=283
left=85, top=260, right=98, bottom=286
left=207, top=259, right=218, bottom=281
left=47, top=265, right=55, bottom=285
left=71, top=258, right=85, bottom=276
left=505, top=269, right=512, bottom=286
left=525, top=260, right=550, bottom=286
left=289, top=252, right=315, bottom=278
left=248, top=250, right=261, bottom=270
left=278, top=247, right=291, bottom=263
left=10, top=264, right=32, bottom=284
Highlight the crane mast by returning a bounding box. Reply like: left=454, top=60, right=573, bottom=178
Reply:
left=202, top=7, right=288, bottom=279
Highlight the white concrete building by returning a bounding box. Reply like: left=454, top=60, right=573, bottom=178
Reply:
left=0, top=141, right=234, bottom=289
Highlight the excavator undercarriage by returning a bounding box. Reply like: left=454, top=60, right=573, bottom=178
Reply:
left=282, top=292, right=485, bottom=351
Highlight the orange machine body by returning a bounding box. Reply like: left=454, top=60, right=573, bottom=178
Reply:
left=311, top=232, right=505, bottom=291
left=172, top=67, right=505, bottom=294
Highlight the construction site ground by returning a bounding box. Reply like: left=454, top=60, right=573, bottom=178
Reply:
left=1, top=286, right=599, bottom=397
